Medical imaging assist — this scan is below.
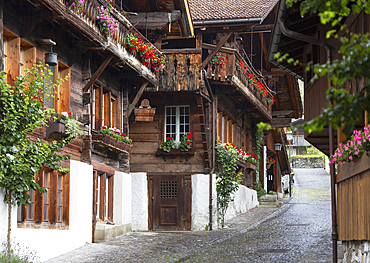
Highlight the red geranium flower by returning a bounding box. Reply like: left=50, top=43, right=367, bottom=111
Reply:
left=187, top=141, right=191, bottom=145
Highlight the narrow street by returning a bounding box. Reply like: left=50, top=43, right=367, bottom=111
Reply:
left=47, top=168, right=337, bottom=263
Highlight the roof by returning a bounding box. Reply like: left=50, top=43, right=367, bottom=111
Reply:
left=188, top=0, right=278, bottom=22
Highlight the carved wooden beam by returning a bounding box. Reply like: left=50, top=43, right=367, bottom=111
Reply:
left=126, top=82, right=149, bottom=118
left=83, top=55, right=114, bottom=93
left=272, top=110, right=294, bottom=117
left=200, top=31, right=234, bottom=70
left=259, top=32, right=271, bottom=71
left=147, top=0, right=159, bottom=11
left=270, top=117, right=292, bottom=128
left=286, top=73, right=298, bottom=115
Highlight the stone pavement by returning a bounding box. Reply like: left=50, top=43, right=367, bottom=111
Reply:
left=47, top=168, right=342, bottom=263
left=46, top=205, right=282, bottom=263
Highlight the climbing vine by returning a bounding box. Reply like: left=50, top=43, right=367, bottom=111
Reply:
left=215, top=141, right=242, bottom=228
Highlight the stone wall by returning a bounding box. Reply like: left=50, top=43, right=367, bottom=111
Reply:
left=292, top=157, right=324, bottom=168
left=341, top=241, right=370, bottom=263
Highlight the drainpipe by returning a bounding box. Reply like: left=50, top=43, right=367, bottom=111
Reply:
left=278, top=4, right=337, bottom=261
left=202, top=69, right=215, bottom=231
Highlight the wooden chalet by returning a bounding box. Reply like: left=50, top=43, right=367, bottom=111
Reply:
left=268, top=0, right=370, bottom=261
left=117, top=0, right=302, bottom=231
left=0, top=0, right=175, bottom=259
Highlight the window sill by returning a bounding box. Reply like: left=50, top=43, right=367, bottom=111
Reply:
left=156, top=148, right=195, bottom=161
left=17, top=223, right=69, bottom=230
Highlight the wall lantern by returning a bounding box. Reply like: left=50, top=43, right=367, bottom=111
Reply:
left=36, top=39, right=58, bottom=66
left=274, top=143, right=282, bottom=151
left=45, top=52, right=58, bottom=66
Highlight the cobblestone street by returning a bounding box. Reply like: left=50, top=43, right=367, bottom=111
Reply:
left=47, top=168, right=339, bottom=263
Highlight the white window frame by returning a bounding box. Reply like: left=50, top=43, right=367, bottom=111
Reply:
left=165, top=106, right=190, bottom=142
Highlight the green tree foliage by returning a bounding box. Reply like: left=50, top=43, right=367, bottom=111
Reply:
left=215, top=143, right=242, bottom=228
left=280, top=0, right=370, bottom=137
left=0, top=64, right=74, bottom=255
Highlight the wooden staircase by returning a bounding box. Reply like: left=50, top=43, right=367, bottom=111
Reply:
left=196, top=96, right=211, bottom=170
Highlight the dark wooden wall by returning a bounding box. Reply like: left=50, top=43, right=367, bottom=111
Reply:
left=129, top=92, right=206, bottom=173
left=336, top=155, right=370, bottom=241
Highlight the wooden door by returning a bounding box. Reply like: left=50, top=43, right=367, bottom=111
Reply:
left=148, top=174, right=191, bottom=231
left=267, top=173, right=274, bottom=192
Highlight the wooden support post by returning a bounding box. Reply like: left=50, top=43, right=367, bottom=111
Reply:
left=200, top=32, right=233, bottom=70
left=83, top=55, right=114, bottom=93
left=126, top=82, right=149, bottom=118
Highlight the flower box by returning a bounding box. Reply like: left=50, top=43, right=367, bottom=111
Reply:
left=46, top=119, right=67, bottom=141
left=156, top=148, right=195, bottom=161
left=92, top=134, right=133, bottom=154
left=237, top=160, right=257, bottom=170
left=134, top=108, right=156, bottom=121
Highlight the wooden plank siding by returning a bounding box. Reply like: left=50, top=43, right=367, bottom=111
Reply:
left=130, top=93, right=206, bottom=173
left=336, top=154, right=370, bottom=240
left=155, top=51, right=201, bottom=92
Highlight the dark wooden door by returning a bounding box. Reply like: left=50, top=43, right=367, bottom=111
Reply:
left=148, top=174, right=191, bottom=231
left=267, top=173, right=274, bottom=192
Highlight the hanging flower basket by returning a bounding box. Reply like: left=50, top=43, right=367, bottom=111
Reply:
left=46, top=119, right=67, bottom=141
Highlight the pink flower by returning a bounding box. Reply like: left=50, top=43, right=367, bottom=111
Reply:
left=61, top=112, right=68, bottom=118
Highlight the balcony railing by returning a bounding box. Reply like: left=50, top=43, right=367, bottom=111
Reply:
left=41, top=0, right=162, bottom=82
left=206, top=51, right=274, bottom=109
left=156, top=48, right=273, bottom=111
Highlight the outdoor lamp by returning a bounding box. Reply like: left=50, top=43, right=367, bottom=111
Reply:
left=274, top=143, right=282, bottom=151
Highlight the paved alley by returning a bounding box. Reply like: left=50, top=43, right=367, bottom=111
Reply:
left=47, top=168, right=337, bottom=263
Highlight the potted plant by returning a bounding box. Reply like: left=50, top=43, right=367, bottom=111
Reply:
left=96, top=5, right=119, bottom=38
left=65, top=0, right=85, bottom=9
left=157, top=133, right=195, bottom=160
left=46, top=112, right=82, bottom=141
left=266, top=156, right=276, bottom=169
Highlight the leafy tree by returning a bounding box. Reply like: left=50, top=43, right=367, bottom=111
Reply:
left=279, top=0, right=370, bottom=137
left=0, top=64, right=74, bottom=256
left=215, top=142, right=242, bottom=228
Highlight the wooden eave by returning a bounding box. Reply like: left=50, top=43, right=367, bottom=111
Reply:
left=124, top=0, right=194, bottom=37
left=272, top=129, right=290, bottom=174
left=28, top=0, right=159, bottom=86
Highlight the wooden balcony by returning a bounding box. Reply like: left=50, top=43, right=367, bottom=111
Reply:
left=36, top=0, right=162, bottom=85
left=153, top=49, right=272, bottom=119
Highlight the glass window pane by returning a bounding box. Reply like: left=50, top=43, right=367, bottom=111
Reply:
left=43, top=205, right=48, bottom=221
left=185, top=107, right=189, bottom=115
left=57, top=191, right=62, bottom=205
left=57, top=207, right=61, bottom=222
left=58, top=175, right=62, bottom=189
left=28, top=203, right=33, bottom=220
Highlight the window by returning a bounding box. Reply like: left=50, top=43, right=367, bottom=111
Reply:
left=93, top=170, right=113, bottom=222
left=45, top=61, right=71, bottom=114
left=19, top=168, right=69, bottom=227
left=92, top=84, right=120, bottom=130
left=2, top=37, right=6, bottom=70
left=165, top=106, right=190, bottom=141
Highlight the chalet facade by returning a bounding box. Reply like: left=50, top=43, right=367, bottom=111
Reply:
left=0, top=0, right=169, bottom=260
left=268, top=0, right=370, bottom=261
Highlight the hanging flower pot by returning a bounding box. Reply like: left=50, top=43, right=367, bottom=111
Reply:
left=45, top=52, right=58, bottom=66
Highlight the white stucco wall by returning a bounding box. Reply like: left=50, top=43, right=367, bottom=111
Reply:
left=191, top=174, right=258, bottom=230
left=114, top=171, right=132, bottom=227
left=131, top=172, right=148, bottom=231
left=225, top=185, right=259, bottom=221
left=324, top=154, right=330, bottom=174
left=0, top=160, right=93, bottom=262
left=263, top=146, right=268, bottom=192
left=191, top=174, right=218, bottom=230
